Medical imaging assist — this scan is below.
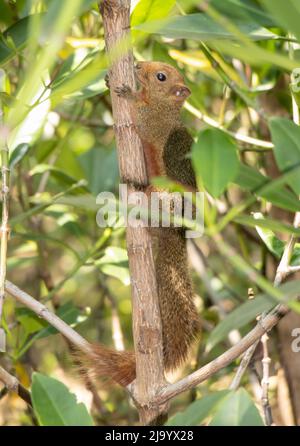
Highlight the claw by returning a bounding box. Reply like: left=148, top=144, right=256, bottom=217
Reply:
left=105, top=73, right=110, bottom=89
left=114, top=84, right=132, bottom=98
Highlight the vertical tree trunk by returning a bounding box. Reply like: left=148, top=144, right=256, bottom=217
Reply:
left=99, top=0, right=168, bottom=425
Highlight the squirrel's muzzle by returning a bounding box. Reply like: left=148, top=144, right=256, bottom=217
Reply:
left=170, top=84, right=191, bottom=100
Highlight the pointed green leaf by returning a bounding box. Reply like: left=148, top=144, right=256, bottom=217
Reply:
left=209, top=389, right=264, bottom=426
left=235, top=163, right=300, bottom=212
left=135, top=14, right=280, bottom=41
left=0, top=14, right=43, bottom=66
left=166, top=390, right=230, bottom=426
left=31, top=373, right=93, bottom=426
left=192, top=128, right=239, bottom=198
left=96, top=247, right=130, bottom=286
left=269, top=118, right=300, bottom=195
left=234, top=214, right=300, bottom=236
left=207, top=280, right=300, bottom=351
left=261, top=0, right=300, bottom=44
left=131, top=0, right=176, bottom=29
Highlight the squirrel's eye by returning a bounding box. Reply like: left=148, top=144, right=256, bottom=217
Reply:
left=156, top=72, right=167, bottom=82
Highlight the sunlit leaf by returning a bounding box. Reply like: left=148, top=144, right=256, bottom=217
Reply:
left=135, top=14, right=280, bottom=41
left=96, top=247, right=130, bottom=286
left=131, top=0, right=176, bottom=39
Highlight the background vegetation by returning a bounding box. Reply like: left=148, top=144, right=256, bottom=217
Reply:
left=1, top=0, right=300, bottom=426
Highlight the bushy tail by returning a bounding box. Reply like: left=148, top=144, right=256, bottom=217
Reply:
left=81, top=228, right=200, bottom=386
left=156, top=228, right=200, bottom=371
left=81, top=344, right=136, bottom=387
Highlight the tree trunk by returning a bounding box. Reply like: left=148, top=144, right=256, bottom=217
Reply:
left=99, top=0, right=168, bottom=425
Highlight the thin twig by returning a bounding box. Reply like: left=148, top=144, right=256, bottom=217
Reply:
left=230, top=213, right=300, bottom=390
left=230, top=40, right=300, bottom=390
left=100, top=280, right=125, bottom=351
left=5, top=280, right=91, bottom=353
left=229, top=45, right=300, bottom=384
left=229, top=341, right=259, bottom=390
left=0, top=141, right=10, bottom=352
left=58, top=111, right=107, bottom=129
left=185, top=102, right=273, bottom=150
left=199, top=42, right=266, bottom=119
left=286, top=265, right=300, bottom=274
left=188, top=240, right=241, bottom=346
left=0, top=365, right=32, bottom=406
left=154, top=304, right=288, bottom=404
left=261, top=333, right=274, bottom=425
left=3, top=278, right=289, bottom=408
left=43, top=229, right=112, bottom=301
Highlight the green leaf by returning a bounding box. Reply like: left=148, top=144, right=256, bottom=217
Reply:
left=192, top=128, right=239, bottom=198
left=79, top=146, right=119, bottom=195
left=49, top=49, right=107, bottom=106
left=36, top=302, right=87, bottom=339
left=131, top=0, right=175, bottom=39
left=8, top=73, right=51, bottom=155
left=135, top=14, right=280, bottom=41
left=234, top=214, right=300, bottom=236
left=96, top=247, right=130, bottom=286
left=207, top=296, right=273, bottom=351
left=0, top=14, right=43, bottom=66
left=210, top=0, right=275, bottom=27
left=207, top=280, right=300, bottom=351
left=9, top=143, right=30, bottom=168
left=252, top=212, right=300, bottom=265
left=166, top=390, right=230, bottom=426
left=31, top=373, right=93, bottom=426
left=29, top=164, right=80, bottom=187
left=209, top=389, right=264, bottom=426
left=269, top=118, right=300, bottom=195
left=235, top=164, right=300, bottom=212
left=16, top=303, right=87, bottom=358
left=252, top=212, right=284, bottom=258
left=16, top=308, right=47, bottom=337
left=261, top=0, right=300, bottom=44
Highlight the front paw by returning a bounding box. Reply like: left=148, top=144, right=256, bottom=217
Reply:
left=114, top=84, right=132, bottom=98
left=105, top=73, right=110, bottom=89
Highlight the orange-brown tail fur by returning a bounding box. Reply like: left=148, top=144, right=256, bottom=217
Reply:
left=156, top=228, right=200, bottom=370
left=82, top=344, right=135, bottom=387
left=83, top=228, right=200, bottom=386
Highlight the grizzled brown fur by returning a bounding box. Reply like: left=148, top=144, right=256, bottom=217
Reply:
left=85, top=62, right=200, bottom=386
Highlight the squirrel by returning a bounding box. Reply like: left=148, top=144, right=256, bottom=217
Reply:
left=83, top=62, right=200, bottom=387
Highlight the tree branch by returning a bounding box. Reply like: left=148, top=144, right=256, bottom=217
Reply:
left=0, top=141, right=10, bottom=352
left=99, top=0, right=166, bottom=425
left=154, top=304, right=288, bottom=404
left=5, top=280, right=91, bottom=353
left=185, top=102, right=274, bottom=151
left=261, top=333, right=274, bottom=425
left=0, top=365, right=32, bottom=406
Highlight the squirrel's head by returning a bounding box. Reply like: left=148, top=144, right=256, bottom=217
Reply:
left=134, top=61, right=191, bottom=107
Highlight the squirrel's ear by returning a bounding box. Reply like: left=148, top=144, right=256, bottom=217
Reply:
left=170, top=84, right=191, bottom=100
